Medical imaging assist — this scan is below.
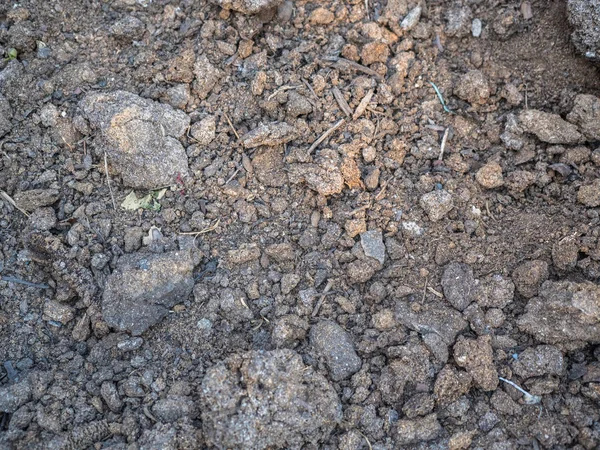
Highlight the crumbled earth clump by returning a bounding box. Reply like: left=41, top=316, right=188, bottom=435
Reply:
left=2, top=0, right=600, bottom=448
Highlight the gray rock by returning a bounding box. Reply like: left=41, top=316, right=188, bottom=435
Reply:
left=100, top=381, right=123, bottom=413
left=0, top=94, right=12, bottom=138
left=209, top=0, right=283, bottom=15
left=567, top=0, right=600, bottom=59
left=109, top=16, right=145, bottom=40
left=360, top=229, right=385, bottom=265
left=80, top=90, right=190, bottom=189
left=280, top=273, right=301, bottom=295
left=420, top=190, right=453, bottom=222
left=310, top=320, right=362, bottom=380
left=395, top=300, right=468, bottom=345
left=567, top=94, right=600, bottom=141
left=152, top=396, right=198, bottom=423
left=200, top=349, right=342, bottom=448
left=14, top=189, right=60, bottom=212
left=117, top=337, right=144, bottom=352
left=512, top=345, right=565, bottom=378
left=401, top=5, right=422, bottom=31
left=102, top=251, right=194, bottom=335
left=0, top=379, right=31, bottom=413
left=190, top=115, right=216, bottom=146
left=286, top=91, right=312, bottom=118
left=193, top=54, right=222, bottom=100
left=441, top=262, right=477, bottom=311
left=241, top=122, right=298, bottom=148
left=27, top=207, right=57, bottom=231
left=517, top=280, right=600, bottom=344
left=519, top=109, right=583, bottom=144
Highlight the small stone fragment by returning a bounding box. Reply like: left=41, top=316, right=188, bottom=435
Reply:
left=471, top=18, right=482, bottom=37
left=455, top=70, right=490, bottom=105
left=401, top=5, right=422, bottom=31
left=446, top=6, right=473, bottom=37
left=286, top=91, right=312, bottom=118
left=310, top=320, right=362, bottom=381
left=309, top=7, right=335, bottom=25
left=194, top=54, right=221, bottom=100
left=242, top=122, right=297, bottom=148
left=361, top=42, right=389, bottom=65
left=43, top=300, right=75, bottom=325
left=441, top=262, right=476, bottom=311
left=280, top=273, right=301, bottom=295
left=453, top=335, right=498, bottom=391
left=227, top=243, right=261, bottom=265
left=552, top=235, right=579, bottom=272
left=474, top=274, right=515, bottom=308
left=0, top=379, right=31, bottom=413
left=152, top=396, right=198, bottom=423
left=433, top=365, right=472, bottom=407
left=272, top=315, right=309, bottom=348
left=420, top=190, right=453, bottom=222
left=519, top=109, right=583, bottom=144
left=475, top=162, right=504, bottom=189
left=512, top=345, right=565, bottom=378
left=567, top=94, right=600, bottom=140
left=14, top=189, right=60, bottom=212
left=209, top=0, right=283, bottom=15
left=102, top=251, right=194, bottom=335
left=27, top=207, right=57, bottom=231
left=100, top=381, right=123, bottom=413
left=578, top=179, right=600, bottom=207
left=394, top=414, right=442, bottom=445
left=567, top=0, right=600, bottom=59
left=512, top=260, right=549, bottom=298
left=190, top=115, right=216, bottom=146
left=360, top=229, right=385, bottom=265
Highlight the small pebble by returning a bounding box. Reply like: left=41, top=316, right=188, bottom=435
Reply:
left=117, top=337, right=144, bottom=352
left=401, top=5, right=422, bottom=31
left=471, top=19, right=482, bottom=37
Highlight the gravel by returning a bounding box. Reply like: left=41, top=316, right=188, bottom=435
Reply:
left=360, top=229, right=386, bottom=265
left=441, top=262, right=477, bottom=311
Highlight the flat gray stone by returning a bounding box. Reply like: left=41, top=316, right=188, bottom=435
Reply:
left=360, top=229, right=386, bottom=265
left=310, top=320, right=362, bottom=381
left=102, top=251, right=194, bottom=335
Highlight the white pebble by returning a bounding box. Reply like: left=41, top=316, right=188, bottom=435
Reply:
left=471, top=18, right=482, bottom=37
left=401, top=5, right=422, bottom=31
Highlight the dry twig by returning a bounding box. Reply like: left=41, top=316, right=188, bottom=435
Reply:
left=0, top=190, right=29, bottom=217
left=331, top=87, right=352, bottom=117
left=438, top=127, right=450, bottom=161
left=308, top=119, right=345, bottom=154
left=223, top=111, right=240, bottom=140
left=104, top=152, right=117, bottom=211
left=353, top=89, right=374, bottom=120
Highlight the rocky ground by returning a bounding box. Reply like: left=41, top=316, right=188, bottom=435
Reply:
left=1, top=0, right=600, bottom=448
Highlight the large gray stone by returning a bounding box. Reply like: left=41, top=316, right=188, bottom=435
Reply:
left=80, top=90, right=190, bottom=189
left=102, top=251, right=194, bottom=335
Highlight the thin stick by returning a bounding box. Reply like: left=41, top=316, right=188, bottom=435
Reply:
left=267, top=84, right=299, bottom=101
left=301, top=78, right=319, bottom=100
left=225, top=167, right=241, bottom=184
left=0, top=275, right=49, bottom=289
left=429, top=81, right=453, bottom=114
left=104, top=152, right=117, bottom=211
left=223, top=112, right=240, bottom=140
left=312, top=280, right=334, bottom=317
left=320, top=56, right=383, bottom=80
left=353, top=89, right=374, bottom=120
left=0, top=190, right=29, bottom=217
left=331, top=87, right=352, bottom=118
left=438, top=127, right=450, bottom=160
left=308, top=119, right=345, bottom=154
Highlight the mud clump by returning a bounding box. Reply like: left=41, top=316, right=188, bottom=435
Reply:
left=199, top=349, right=342, bottom=449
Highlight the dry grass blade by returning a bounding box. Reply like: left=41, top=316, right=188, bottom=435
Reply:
left=331, top=87, right=352, bottom=117
left=267, top=84, right=299, bottom=101
left=0, top=190, right=29, bottom=217
left=223, top=111, right=240, bottom=140
left=320, top=56, right=383, bottom=80
left=438, top=127, right=450, bottom=161
left=179, top=219, right=220, bottom=236
left=353, top=89, right=374, bottom=120
left=308, top=119, right=346, bottom=154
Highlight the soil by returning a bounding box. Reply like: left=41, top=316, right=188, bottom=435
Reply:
left=1, top=0, right=600, bottom=449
